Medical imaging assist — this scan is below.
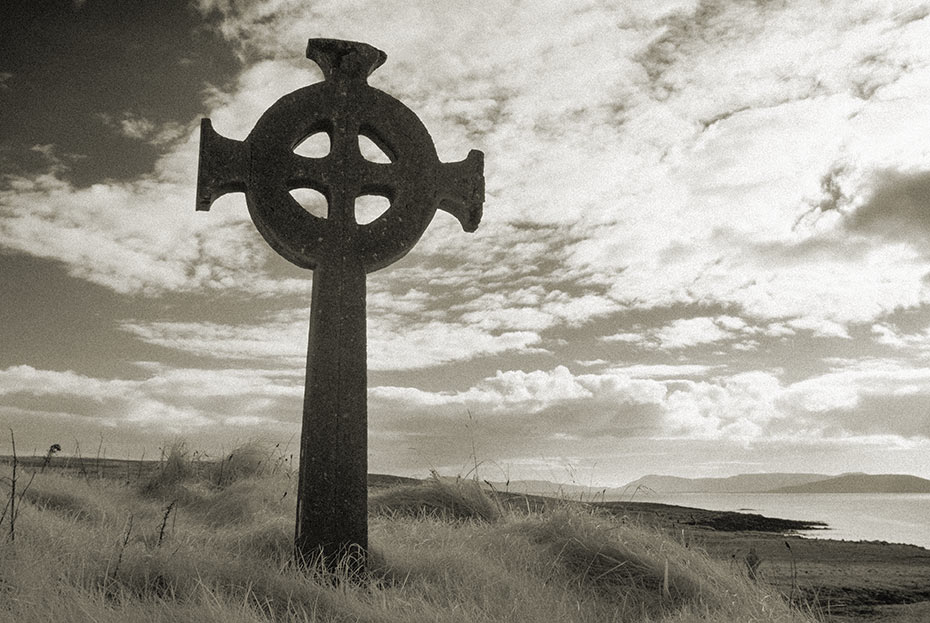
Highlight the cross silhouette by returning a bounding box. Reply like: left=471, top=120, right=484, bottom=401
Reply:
left=195, top=38, right=485, bottom=572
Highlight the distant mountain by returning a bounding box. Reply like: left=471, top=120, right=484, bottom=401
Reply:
left=490, top=472, right=930, bottom=499
left=618, top=473, right=831, bottom=494
left=770, top=474, right=930, bottom=494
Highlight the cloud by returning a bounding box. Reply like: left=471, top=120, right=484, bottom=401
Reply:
left=117, top=114, right=155, bottom=140
left=371, top=364, right=762, bottom=442
left=0, top=130, right=316, bottom=296
left=5, top=356, right=930, bottom=479
left=368, top=365, right=671, bottom=465
left=0, top=364, right=302, bottom=438
left=653, top=317, right=734, bottom=349
left=780, top=358, right=930, bottom=437
left=600, top=315, right=784, bottom=351
left=453, top=286, right=618, bottom=333
left=664, top=371, right=785, bottom=439
left=605, top=364, right=723, bottom=378
left=97, top=112, right=188, bottom=145
left=602, top=332, right=644, bottom=344
left=369, top=319, right=542, bottom=370
left=0, top=365, right=211, bottom=432
left=120, top=315, right=307, bottom=365
left=122, top=308, right=543, bottom=371
left=366, top=364, right=792, bottom=478
left=872, top=323, right=909, bottom=348
left=369, top=359, right=930, bottom=463
left=6, top=0, right=930, bottom=340
left=870, top=323, right=930, bottom=353
left=561, top=2, right=930, bottom=332
left=201, top=59, right=319, bottom=140
left=784, top=317, right=850, bottom=339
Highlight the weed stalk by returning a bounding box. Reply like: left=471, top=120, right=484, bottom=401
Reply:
left=7, top=428, right=16, bottom=542
left=158, top=500, right=177, bottom=548
left=110, top=513, right=134, bottom=585
left=785, top=540, right=798, bottom=607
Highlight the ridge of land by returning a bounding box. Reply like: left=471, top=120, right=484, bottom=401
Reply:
left=497, top=471, right=930, bottom=496
left=770, top=473, right=930, bottom=494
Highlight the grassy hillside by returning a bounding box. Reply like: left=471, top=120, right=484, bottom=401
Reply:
left=0, top=445, right=816, bottom=623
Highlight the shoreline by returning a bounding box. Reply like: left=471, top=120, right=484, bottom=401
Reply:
left=620, top=490, right=930, bottom=551
left=492, top=490, right=930, bottom=621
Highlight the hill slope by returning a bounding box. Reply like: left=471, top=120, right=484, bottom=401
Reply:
left=619, top=473, right=831, bottom=494
left=0, top=459, right=816, bottom=623
left=770, top=473, right=930, bottom=494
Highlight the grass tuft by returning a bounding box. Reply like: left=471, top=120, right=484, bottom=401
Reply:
left=525, top=510, right=709, bottom=615
left=20, top=486, right=103, bottom=522
left=369, top=472, right=501, bottom=522
left=139, top=440, right=193, bottom=496
left=211, top=442, right=272, bottom=488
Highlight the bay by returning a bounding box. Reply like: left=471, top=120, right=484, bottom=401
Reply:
left=619, top=492, right=930, bottom=549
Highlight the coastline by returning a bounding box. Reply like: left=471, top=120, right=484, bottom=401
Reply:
left=623, top=490, right=930, bottom=550
left=494, top=491, right=930, bottom=621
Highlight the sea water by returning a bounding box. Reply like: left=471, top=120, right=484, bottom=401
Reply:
left=619, top=492, right=930, bottom=549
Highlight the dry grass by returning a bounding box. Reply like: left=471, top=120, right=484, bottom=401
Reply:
left=369, top=472, right=502, bottom=522
left=1, top=444, right=818, bottom=623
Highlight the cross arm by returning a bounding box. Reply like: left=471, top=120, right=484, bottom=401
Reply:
left=435, top=149, right=485, bottom=232
left=196, top=119, right=250, bottom=212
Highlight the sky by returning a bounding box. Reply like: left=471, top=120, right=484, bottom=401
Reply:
left=2, top=0, right=930, bottom=486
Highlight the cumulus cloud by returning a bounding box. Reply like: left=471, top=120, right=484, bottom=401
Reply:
left=369, top=319, right=542, bottom=370
left=368, top=365, right=670, bottom=463
left=369, top=359, right=930, bottom=465
left=653, top=317, right=734, bottom=349
left=600, top=315, right=791, bottom=351
left=453, top=286, right=617, bottom=333
left=605, top=364, right=723, bottom=378
left=4, top=356, right=930, bottom=478
left=780, top=359, right=930, bottom=438
left=0, top=364, right=302, bottom=442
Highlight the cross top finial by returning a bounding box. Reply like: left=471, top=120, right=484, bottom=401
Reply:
left=305, top=38, right=386, bottom=82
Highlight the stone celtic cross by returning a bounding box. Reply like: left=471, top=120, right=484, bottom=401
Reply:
left=195, top=38, right=484, bottom=571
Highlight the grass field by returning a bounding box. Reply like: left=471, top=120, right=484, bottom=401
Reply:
left=0, top=442, right=820, bottom=623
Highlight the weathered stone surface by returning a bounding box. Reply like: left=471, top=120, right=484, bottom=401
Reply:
left=195, top=38, right=485, bottom=571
